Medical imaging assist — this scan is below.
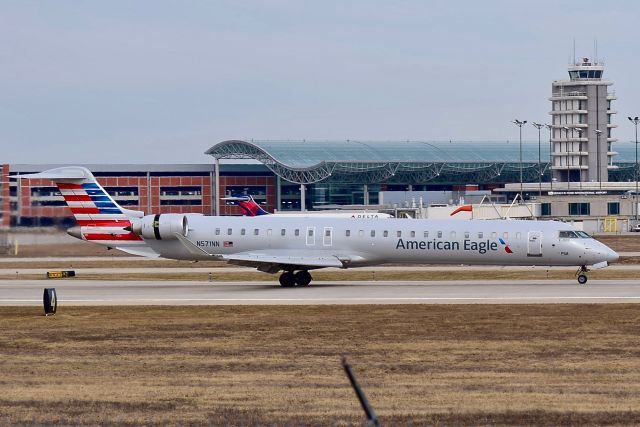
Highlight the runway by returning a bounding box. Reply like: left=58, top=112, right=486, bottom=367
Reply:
left=2, top=279, right=640, bottom=305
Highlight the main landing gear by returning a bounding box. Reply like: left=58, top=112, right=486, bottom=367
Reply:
left=576, top=265, right=588, bottom=285
left=279, top=270, right=312, bottom=287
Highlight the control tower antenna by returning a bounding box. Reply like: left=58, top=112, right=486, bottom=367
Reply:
left=573, top=38, right=576, bottom=64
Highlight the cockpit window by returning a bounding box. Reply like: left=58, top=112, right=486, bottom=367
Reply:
left=575, top=231, right=591, bottom=238
left=559, top=231, right=579, bottom=238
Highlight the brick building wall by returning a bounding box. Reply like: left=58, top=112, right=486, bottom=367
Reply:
left=11, top=168, right=217, bottom=225
left=1, top=164, right=9, bottom=227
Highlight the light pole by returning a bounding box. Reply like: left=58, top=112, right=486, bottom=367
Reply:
left=532, top=122, right=544, bottom=197
left=595, top=129, right=602, bottom=190
left=575, top=128, right=583, bottom=189
left=628, top=116, right=639, bottom=224
left=562, top=126, right=570, bottom=190
left=545, top=124, right=553, bottom=191
left=512, top=119, right=527, bottom=202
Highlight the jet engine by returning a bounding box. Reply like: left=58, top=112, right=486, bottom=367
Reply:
left=130, top=214, right=189, bottom=240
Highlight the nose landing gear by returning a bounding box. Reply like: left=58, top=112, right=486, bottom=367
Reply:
left=278, top=270, right=312, bottom=287
left=576, top=265, right=588, bottom=285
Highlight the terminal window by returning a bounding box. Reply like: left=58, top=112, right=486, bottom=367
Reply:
left=608, top=202, right=620, bottom=216
left=541, top=203, right=551, bottom=216
left=569, top=202, right=590, bottom=216
left=160, top=185, right=202, bottom=206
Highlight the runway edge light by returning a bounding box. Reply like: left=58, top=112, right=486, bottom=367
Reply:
left=43, top=288, right=57, bottom=316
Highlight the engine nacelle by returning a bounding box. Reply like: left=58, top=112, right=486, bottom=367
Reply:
left=131, top=214, right=188, bottom=240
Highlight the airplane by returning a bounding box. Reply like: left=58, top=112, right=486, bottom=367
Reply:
left=19, top=166, right=619, bottom=287
left=222, top=194, right=392, bottom=219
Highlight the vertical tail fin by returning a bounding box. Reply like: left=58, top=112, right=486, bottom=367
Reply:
left=222, top=194, right=270, bottom=216
left=19, top=166, right=146, bottom=245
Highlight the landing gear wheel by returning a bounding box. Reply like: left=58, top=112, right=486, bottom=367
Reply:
left=577, top=274, right=588, bottom=285
left=279, top=272, right=296, bottom=287
left=294, top=270, right=312, bottom=286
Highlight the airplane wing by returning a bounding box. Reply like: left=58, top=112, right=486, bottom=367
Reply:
left=173, top=233, right=344, bottom=273
left=223, top=251, right=345, bottom=273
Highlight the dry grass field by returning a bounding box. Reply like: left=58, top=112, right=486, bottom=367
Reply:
left=2, top=305, right=640, bottom=425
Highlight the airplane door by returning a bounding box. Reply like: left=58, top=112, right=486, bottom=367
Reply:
left=323, top=227, right=333, bottom=246
left=527, top=231, right=542, bottom=257
left=306, top=227, right=315, bottom=246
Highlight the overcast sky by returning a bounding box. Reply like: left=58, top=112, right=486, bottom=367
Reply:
left=2, top=1, right=639, bottom=164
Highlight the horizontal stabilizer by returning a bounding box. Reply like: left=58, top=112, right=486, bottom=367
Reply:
left=17, top=166, right=93, bottom=182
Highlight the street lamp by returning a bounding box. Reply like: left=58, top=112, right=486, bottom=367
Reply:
left=532, top=122, right=544, bottom=197
left=512, top=119, right=527, bottom=202
left=628, top=116, right=639, bottom=223
left=594, top=129, right=602, bottom=190
left=562, top=126, right=570, bottom=190
left=545, top=124, right=553, bottom=191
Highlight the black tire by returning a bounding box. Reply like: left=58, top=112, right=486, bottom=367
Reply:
left=577, top=274, right=588, bottom=285
left=43, top=288, right=57, bottom=315
left=279, top=272, right=296, bottom=287
left=294, top=271, right=312, bottom=286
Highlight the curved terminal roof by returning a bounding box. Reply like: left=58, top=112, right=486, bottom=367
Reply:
left=206, top=140, right=638, bottom=184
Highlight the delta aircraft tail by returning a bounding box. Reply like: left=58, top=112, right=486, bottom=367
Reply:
left=222, top=194, right=269, bottom=216
left=19, top=166, right=158, bottom=257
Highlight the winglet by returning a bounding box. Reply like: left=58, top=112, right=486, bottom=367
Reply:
left=174, top=233, right=215, bottom=257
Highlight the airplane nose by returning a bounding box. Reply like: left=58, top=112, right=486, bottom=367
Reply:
left=606, top=247, right=619, bottom=263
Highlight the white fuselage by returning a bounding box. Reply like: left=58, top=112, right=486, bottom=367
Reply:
left=143, top=216, right=618, bottom=268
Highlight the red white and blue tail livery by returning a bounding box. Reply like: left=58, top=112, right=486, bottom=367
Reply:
left=19, top=167, right=158, bottom=257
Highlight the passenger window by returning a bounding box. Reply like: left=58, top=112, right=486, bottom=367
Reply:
left=241, top=229, right=246, bottom=236
left=450, top=231, right=456, bottom=239
left=397, top=231, right=402, bottom=237
left=464, top=232, right=470, bottom=239
left=383, top=230, right=388, bottom=237
left=410, top=231, right=415, bottom=238
left=503, top=232, right=508, bottom=240
left=267, top=229, right=272, bottom=236
left=437, top=231, right=442, bottom=238
left=346, top=230, right=351, bottom=237
left=478, top=232, right=483, bottom=239
left=424, top=231, right=429, bottom=238
left=491, top=232, right=497, bottom=239
left=295, top=229, right=300, bottom=237
left=516, top=232, right=521, bottom=239
left=358, top=230, right=364, bottom=237
left=227, top=228, right=232, bottom=235
left=254, top=229, right=259, bottom=235
left=281, top=229, right=286, bottom=236
left=371, top=230, right=375, bottom=237
left=215, top=228, right=220, bottom=236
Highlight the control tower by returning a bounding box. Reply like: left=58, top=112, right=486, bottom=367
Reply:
left=549, top=58, right=617, bottom=184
